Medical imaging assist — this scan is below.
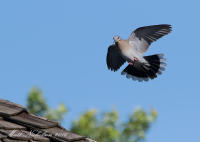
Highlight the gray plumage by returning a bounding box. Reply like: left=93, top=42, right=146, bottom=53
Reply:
left=106, top=24, right=172, bottom=82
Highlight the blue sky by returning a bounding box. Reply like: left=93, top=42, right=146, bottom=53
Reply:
left=0, top=0, right=200, bottom=141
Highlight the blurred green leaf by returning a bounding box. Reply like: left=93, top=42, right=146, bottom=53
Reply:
left=26, top=87, right=157, bottom=142
left=26, top=87, right=67, bottom=122
left=26, top=87, right=48, bottom=116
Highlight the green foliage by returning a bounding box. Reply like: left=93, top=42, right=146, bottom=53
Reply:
left=27, top=87, right=48, bottom=116
left=71, top=108, right=156, bottom=142
left=120, top=108, right=157, bottom=142
left=71, top=109, right=119, bottom=142
left=26, top=87, right=157, bottom=142
left=26, top=87, right=67, bottom=122
left=45, top=103, right=67, bottom=121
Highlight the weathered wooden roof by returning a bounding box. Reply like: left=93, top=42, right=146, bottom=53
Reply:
left=0, top=99, right=96, bottom=142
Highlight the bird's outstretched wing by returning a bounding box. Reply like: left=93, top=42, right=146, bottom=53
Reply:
left=106, top=44, right=126, bottom=71
left=129, top=24, right=172, bottom=54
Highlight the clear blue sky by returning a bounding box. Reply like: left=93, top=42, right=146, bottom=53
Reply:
left=0, top=0, right=200, bottom=142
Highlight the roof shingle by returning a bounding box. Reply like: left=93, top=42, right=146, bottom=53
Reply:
left=0, top=99, right=96, bottom=142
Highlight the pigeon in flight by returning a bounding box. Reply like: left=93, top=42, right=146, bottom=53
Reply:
left=106, top=24, right=172, bottom=82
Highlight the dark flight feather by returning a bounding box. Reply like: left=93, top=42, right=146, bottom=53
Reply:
left=106, top=43, right=125, bottom=71
left=134, top=24, right=172, bottom=44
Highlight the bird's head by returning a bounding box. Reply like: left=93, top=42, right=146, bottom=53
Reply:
left=113, top=35, right=121, bottom=42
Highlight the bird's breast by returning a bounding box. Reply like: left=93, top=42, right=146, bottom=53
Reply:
left=118, top=41, right=132, bottom=54
left=118, top=40, right=144, bottom=62
left=121, top=48, right=136, bottom=61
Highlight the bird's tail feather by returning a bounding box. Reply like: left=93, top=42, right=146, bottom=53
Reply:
left=121, top=54, right=166, bottom=82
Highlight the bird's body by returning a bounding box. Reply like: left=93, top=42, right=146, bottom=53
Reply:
left=118, top=38, right=147, bottom=63
left=106, top=24, right=172, bottom=82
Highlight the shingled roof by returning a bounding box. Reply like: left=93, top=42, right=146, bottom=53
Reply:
left=0, top=99, right=96, bottom=142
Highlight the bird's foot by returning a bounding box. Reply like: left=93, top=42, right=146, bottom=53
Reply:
left=129, top=62, right=134, bottom=65
left=129, top=58, right=137, bottom=65
left=133, top=57, right=137, bottom=61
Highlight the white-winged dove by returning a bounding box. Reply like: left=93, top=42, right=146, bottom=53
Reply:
left=106, top=24, right=172, bottom=82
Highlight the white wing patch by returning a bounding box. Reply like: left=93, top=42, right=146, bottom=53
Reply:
left=128, top=33, right=149, bottom=54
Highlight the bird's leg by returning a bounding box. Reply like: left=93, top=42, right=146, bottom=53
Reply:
left=129, top=62, right=133, bottom=65
left=129, top=57, right=137, bottom=65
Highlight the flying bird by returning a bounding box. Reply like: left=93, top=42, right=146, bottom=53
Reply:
left=106, top=24, right=172, bottom=82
